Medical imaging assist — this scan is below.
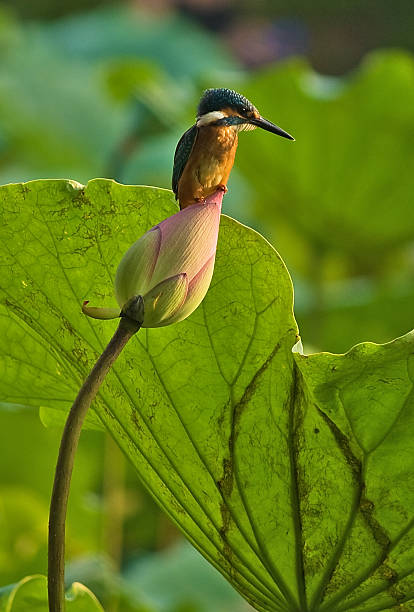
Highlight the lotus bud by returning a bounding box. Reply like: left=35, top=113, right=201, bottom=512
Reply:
left=82, top=190, right=223, bottom=328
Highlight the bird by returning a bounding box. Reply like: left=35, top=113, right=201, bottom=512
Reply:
left=172, top=87, right=294, bottom=209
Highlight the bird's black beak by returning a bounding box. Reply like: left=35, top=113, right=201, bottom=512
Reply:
left=250, top=116, right=295, bottom=141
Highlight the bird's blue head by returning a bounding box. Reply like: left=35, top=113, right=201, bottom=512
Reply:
left=198, top=88, right=257, bottom=118
left=196, top=88, right=294, bottom=140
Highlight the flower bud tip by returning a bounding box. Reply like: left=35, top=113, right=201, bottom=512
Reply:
left=82, top=301, right=120, bottom=320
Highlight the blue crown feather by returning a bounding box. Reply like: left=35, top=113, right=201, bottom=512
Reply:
left=197, top=88, right=257, bottom=117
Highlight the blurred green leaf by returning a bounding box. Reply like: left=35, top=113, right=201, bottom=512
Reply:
left=0, top=4, right=239, bottom=186
left=237, top=50, right=414, bottom=274
left=65, top=582, right=104, bottom=611
left=0, top=407, right=104, bottom=585
left=0, top=36, right=127, bottom=184
left=0, top=180, right=413, bottom=611
left=0, top=488, right=47, bottom=583
left=124, top=540, right=252, bottom=612
left=104, top=59, right=166, bottom=104
left=39, top=405, right=104, bottom=432
left=41, top=6, right=238, bottom=79
left=0, top=575, right=103, bottom=611
left=65, top=555, right=155, bottom=612
left=296, top=277, right=414, bottom=353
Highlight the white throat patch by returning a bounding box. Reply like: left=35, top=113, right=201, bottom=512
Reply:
left=196, top=111, right=226, bottom=127
left=236, top=122, right=257, bottom=132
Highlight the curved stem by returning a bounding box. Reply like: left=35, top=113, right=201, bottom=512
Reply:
left=48, top=316, right=141, bottom=612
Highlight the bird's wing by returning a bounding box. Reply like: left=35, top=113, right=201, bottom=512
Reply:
left=172, top=124, right=198, bottom=198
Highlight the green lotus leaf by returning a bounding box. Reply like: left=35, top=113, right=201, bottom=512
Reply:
left=0, top=180, right=412, bottom=611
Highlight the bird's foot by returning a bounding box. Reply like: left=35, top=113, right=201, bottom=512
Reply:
left=204, top=189, right=225, bottom=206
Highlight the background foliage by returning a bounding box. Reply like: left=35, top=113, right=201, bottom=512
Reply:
left=0, top=1, right=413, bottom=611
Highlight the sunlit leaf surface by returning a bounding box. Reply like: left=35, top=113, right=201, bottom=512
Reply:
left=0, top=180, right=412, bottom=611
left=294, top=334, right=414, bottom=612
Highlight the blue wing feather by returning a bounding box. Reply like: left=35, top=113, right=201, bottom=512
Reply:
left=172, top=125, right=198, bottom=198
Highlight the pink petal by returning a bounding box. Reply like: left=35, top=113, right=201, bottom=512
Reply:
left=115, top=226, right=161, bottom=308
left=151, top=194, right=222, bottom=287
left=142, top=273, right=188, bottom=328
left=165, top=254, right=216, bottom=325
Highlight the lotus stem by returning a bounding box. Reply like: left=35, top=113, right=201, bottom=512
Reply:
left=48, top=312, right=142, bottom=612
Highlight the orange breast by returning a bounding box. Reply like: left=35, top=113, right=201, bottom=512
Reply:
left=178, top=126, right=238, bottom=209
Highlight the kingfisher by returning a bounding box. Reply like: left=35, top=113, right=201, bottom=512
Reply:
left=172, top=88, right=294, bottom=209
